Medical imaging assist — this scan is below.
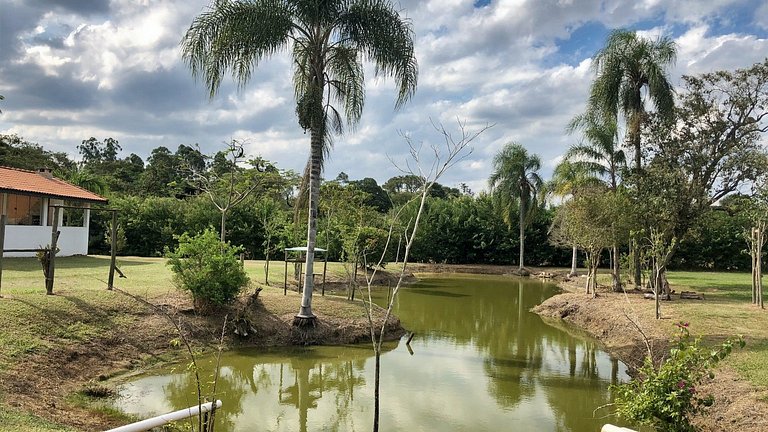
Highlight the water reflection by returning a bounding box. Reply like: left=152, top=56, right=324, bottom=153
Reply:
left=116, top=275, right=628, bottom=431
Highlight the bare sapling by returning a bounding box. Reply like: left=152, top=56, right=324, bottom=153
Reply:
left=188, top=139, right=271, bottom=243
left=110, top=285, right=227, bottom=431
left=359, top=118, right=491, bottom=432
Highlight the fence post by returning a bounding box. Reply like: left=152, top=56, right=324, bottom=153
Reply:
left=46, top=206, right=59, bottom=295
left=0, top=214, right=5, bottom=296
left=108, top=210, right=117, bottom=290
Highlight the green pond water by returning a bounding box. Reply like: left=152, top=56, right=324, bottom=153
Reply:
left=114, top=274, right=626, bottom=431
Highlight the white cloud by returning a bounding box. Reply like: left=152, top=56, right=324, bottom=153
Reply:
left=0, top=0, right=765, bottom=193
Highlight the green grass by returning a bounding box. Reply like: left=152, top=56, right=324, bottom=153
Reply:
left=590, top=268, right=768, bottom=386
left=639, top=270, right=768, bottom=386
left=666, top=271, right=757, bottom=302
left=0, top=407, right=77, bottom=432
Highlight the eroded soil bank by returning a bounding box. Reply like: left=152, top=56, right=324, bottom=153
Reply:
left=534, top=275, right=768, bottom=432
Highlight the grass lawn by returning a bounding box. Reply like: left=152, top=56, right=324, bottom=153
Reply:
left=664, top=271, right=768, bottom=387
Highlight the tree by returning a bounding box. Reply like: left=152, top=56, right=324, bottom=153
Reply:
left=166, top=228, right=250, bottom=313
left=0, top=134, right=76, bottom=172
left=551, top=187, right=629, bottom=297
left=350, top=177, right=392, bottom=213
left=637, top=59, right=768, bottom=301
left=587, top=29, right=676, bottom=288
left=140, top=146, right=179, bottom=197
left=547, top=159, right=602, bottom=276
left=567, top=114, right=627, bottom=290
left=191, top=140, right=272, bottom=243
left=489, top=143, right=543, bottom=271
left=182, top=0, right=418, bottom=323
left=256, top=196, right=289, bottom=284
left=361, top=119, right=483, bottom=432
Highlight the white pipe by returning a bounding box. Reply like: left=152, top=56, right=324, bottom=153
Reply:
left=105, top=400, right=222, bottom=432
left=601, top=425, right=637, bottom=432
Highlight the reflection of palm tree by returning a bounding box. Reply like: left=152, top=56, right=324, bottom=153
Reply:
left=277, top=356, right=367, bottom=432
left=161, top=365, right=248, bottom=431
left=279, top=365, right=319, bottom=432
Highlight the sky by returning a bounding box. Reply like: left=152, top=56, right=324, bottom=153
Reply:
left=1, top=0, right=767, bottom=194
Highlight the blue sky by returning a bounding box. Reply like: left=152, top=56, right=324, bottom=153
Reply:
left=0, top=0, right=766, bottom=193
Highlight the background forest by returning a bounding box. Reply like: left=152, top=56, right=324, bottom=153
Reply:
left=0, top=130, right=757, bottom=271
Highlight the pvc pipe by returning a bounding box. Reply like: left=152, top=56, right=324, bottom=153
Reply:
left=105, top=400, right=222, bottom=432
left=601, top=425, right=637, bottom=432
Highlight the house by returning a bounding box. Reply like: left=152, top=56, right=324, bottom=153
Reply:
left=0, top=166, right=108, bottom=257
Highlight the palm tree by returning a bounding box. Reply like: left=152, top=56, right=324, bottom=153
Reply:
left=548, top=159, right=602, bottom=276
left=588, top=29, right=676, bottom=172
left=587, top=29, right=675, bottom=288
left=567, top=114, right=627, bottom=290
left=182, top=0, right=418, bottom=322
left=566, top=114, right=625, bottom=190
left=489, top=143, right=543, bottom=272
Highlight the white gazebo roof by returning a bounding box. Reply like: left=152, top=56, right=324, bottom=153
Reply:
left=284, top=246, right=327, bottom=252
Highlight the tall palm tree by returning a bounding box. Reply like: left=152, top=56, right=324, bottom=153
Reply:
left=489, top=143, right=543, bottom=271
left=588, top=29, right=676, bottom=172
left=567, top=114, right=627, bottom=290
left=548, top=159, right=602, bottom=276
left=182, top=0, right=418, bottom=322
left=587, top=29, right=675, bottom=288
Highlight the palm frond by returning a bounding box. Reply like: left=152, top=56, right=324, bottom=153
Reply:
left=181, top=0, right=294, bottom=98
left=340, top=0, right=418, bottom=108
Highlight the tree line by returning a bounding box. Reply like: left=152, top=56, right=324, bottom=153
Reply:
left=0, top=127, right=761, bottom=272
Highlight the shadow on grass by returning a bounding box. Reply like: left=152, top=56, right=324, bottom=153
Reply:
left=8, top=292, right=165, bottom=363
left=1, top=256, right=156, bottom=273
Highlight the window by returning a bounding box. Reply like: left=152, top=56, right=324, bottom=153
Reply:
left=7, top=193, right=42, bottom=225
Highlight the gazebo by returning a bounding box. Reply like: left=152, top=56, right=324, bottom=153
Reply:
left=283, top=246, right=327, bottom=295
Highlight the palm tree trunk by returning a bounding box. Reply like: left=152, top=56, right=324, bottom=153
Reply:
left=220, top=211, right=227, bottom=243
left=296, top=126, right=322, bottom=322
left=518, top=199, right=525, bottom=270
left=612, top=244, right=621, bottom=292
left=373, top=350, right=381, bottom=432
left=570, top=245, right=578, bottom=276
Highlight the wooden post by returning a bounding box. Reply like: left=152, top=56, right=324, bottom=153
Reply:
left=47, top=206, right=59, bottom=295
left=752, top=227, right=757, bottom=305
left=758, top=225, right=764, bottom=309
left=108, top=210, right=117, bottom=290
left=298, top=263, right=303, bottom=293
left=283, top=250, right=288, bottom=295
left=0, top=214, right=5, bottom=297
left=322, top=254, right=327, bottom=296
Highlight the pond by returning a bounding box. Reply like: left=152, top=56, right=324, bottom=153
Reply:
left=114, top=274, right=627, bottom=431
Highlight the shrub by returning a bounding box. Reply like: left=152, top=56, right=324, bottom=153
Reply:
left=166, top=229, right=249, bottom=311
left=612, top=323, right=745, bottom=432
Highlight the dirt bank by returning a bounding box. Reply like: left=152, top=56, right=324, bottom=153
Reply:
left=534, top=281, right=768, bottom=432
left=0, top=286, right=403, bottom=431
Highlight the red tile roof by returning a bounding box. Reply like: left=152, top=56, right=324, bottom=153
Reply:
left=0, top=166, right=107, bottom=203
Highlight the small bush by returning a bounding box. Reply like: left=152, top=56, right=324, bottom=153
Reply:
left=612, top=323, right=745, bottom=432
left=166, top=229, right=249, bottom=311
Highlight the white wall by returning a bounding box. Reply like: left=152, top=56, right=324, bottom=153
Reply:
left=4, top=225, right=89, bottom=257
